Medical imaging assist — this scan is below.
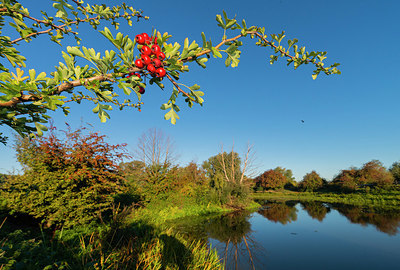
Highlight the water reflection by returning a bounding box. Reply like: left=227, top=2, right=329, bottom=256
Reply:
left=206, top=211, right=265, bottom=269
left=169, top=211, right=266, bottom=269
left=257, top=200, right=297, bottom=224
left=333, top=204, right=400, bottom=235
left=256, top=200, right=400, bottom=236
left=300, top=201, right=330, bottom=222
left=170, top=201, right=400, bottom=269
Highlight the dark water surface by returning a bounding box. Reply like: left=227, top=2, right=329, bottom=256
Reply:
left=170, top=201, right=400, bottom=269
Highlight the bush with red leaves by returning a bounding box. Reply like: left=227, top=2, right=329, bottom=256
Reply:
left=2, top=125, right=128, bottom=228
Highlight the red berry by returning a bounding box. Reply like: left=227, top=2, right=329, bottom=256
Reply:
left=147, top=64, right=156, bottom=74
left=138, top=87, right=145, bottom=94
left=126, top=72, right=135, bottom=78
left=156, top=67, right=166, bottom=78
left=141, top=45, right=152, bottom=55
left=151, top=44, right=161, bottom=55
left=152, top=58, right=162, bottom=68
left=135, top=59, right=144, bottom=69
left=142, top=33, right=149, bottom=40
left=141, top=54, right=152, bottom=65
left=135, top=34, right=145, bottom=45
left=156, top=51, right=166, bottom=60
left=134, top=73, right=141, bottom=78
left=152, top=36, right=158, bottom=44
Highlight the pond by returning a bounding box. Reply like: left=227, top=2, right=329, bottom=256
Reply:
left=169, top=201, right=400, bottom=269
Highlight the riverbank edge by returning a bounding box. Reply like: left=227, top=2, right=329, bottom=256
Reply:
left=251, top=191, right=400, bottom=208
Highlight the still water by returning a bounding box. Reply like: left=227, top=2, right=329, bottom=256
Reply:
left=170, top=201, right=400, bottom=269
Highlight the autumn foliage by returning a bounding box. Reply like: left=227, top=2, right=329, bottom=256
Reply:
left=333, top=160, right=394, bottom=191
left=1, top=126, right=128, bottom=228
left=255, top=169, right=287, bottom=190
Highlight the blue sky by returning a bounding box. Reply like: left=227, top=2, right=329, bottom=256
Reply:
left=1, top=0, right=400, bottom=181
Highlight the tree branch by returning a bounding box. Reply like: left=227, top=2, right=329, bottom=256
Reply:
left=0, top=74, right=115, bottom=107
left=182, top=34, right=244, bottom=63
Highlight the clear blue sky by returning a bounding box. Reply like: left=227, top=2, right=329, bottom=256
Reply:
left=1, top=0, right=400, bottom=181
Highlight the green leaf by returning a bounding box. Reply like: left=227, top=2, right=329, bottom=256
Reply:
left=160, top=103, right=172, bottom=110
left=92, top=104, right=100, bottom=113
left=216, top=14, right=224, bottom=28
left=241, top=19, right=247, bottom=29
left=189, top=84, right=201, bottom=91
left=191, top=90, right=204, bottom=104
left=211, top=47, right=223, bottom=58
left=201, top=32, right=207, bottom=47
left=36, top=72, right=47, bottom=81
left=35, top=122, right=48, bottom=136
left=53, top=0, right=74, bottom=18
left=29, top=69, right=36, bottom=81
left=67, top=46, right=84, bottom=58
left=188, top=40, right=199, bottom=51
left=196, top=57, right=208, bottom=68
left=225, top=19, right=237, bottom=29
left=164, top=108, right=179, bottom=125
left=184, top=38, right=189, bottom=49
left=270, top=55, right=278, bottom=64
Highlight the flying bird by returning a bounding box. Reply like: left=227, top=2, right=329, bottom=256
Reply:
left=301, top=120, right=304, bottom=123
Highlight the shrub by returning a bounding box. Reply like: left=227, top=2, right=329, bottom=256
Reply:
left=333, top=161, right=394, bottom=191
left=299, top=171, right=324, bottom=191
left=255, top=169, right=287, bottom=190
left=360, top=160, right=394, bottom=188
left=1, top=126, right=128, bottom=228
left=332, top=168, right=359, bottom=192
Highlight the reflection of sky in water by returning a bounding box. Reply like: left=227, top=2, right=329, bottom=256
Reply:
left=174, top=202, right=400, bottom=270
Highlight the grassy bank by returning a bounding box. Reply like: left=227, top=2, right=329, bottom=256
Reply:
left=1, top=192, right=261, bottom=270
left=251, top=190, right=400, bottom=208
left=0, top=205, right=225, bottom=269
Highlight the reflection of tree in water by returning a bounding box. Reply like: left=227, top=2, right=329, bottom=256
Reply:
left=300, top=201, right=330, bottom=222
left=257, top=201, right=297, bottom=225
left=206, top=211, right=266, bottom=270
left=333, top=204, right=400, bottom=236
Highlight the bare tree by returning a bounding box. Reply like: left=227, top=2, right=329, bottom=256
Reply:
left=134, top=128, right=178, bottom=177
left=218, top=143, right=256, bottom=184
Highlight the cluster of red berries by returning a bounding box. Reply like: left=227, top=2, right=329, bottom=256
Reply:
left=134, top=33, right=166, bottom=78
left=123, top=33, right=167, bottom=96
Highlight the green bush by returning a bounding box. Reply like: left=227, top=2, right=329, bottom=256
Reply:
left=299, top=171, right=324, bottom=191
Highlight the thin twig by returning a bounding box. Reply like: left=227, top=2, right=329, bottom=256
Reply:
left=182, top=34, right=243, bottom=63
left=165, top=73, right=194, bottom=101
left=0, top=217, right=7, bottom=229
left=72, top=0, right=88, bottom=13
left=10, top=13, right=140, bottom=44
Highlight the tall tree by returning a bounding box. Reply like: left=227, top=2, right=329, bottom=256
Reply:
left=203, top=144, right=254, bottom=187
left=130, top=128, right=178, bottom=199
left=0, top=1, right=340, bottom=144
